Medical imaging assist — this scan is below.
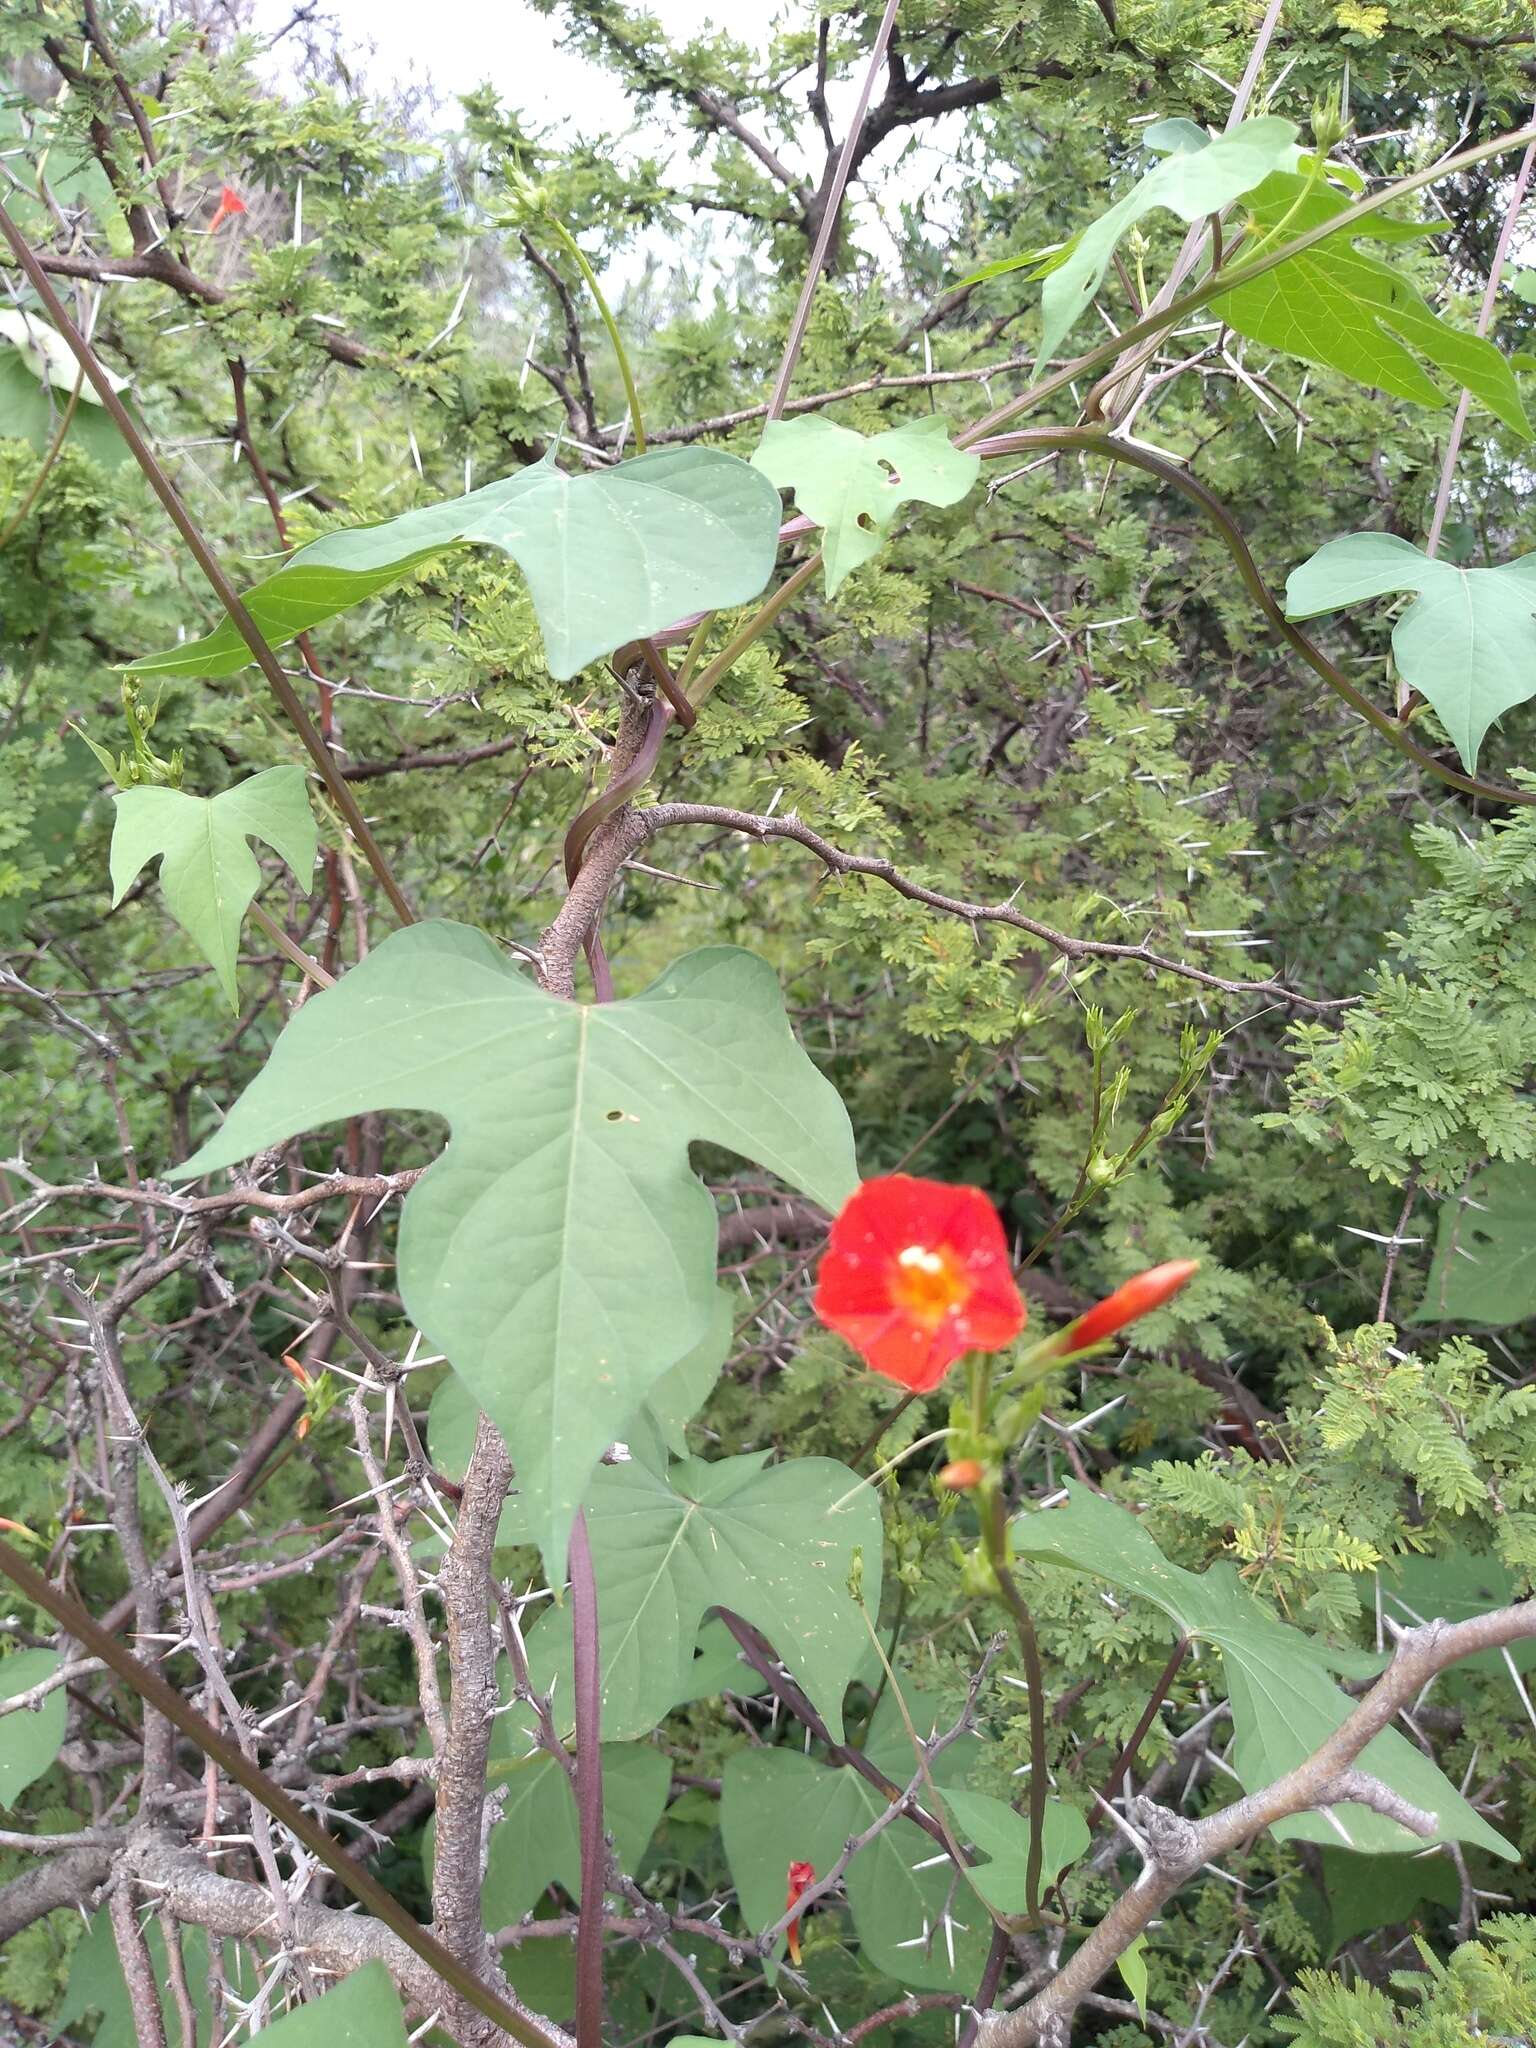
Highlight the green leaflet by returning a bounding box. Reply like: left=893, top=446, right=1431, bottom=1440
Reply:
left=1318, top=1846, right=1460, bottom=1954
left=721, top=1691, right=984, bottom=1989
left=1214, top=174, right=1530, bottom=438
left=977, top=116, right=1296, bottom=365
left=1284, top=531, right=1536, bottom=773
left=1414, top=1161, right=1536, bottom=1326
left=123, top=446, right=784, bottom=683
left=1378, top=1549, right=1536, bottom=1676
left=522, top=1449, right=881, bottom=1745
left=0, top=1649, right=66, bottom=1805
left=1011, top=1485, right=1515, bottom=1858
left=425, top=1731, right=670, bottom=1928
left=169, top=924, right=857, bottom=1572
left=934, top=1786, right=1089, bottom=1917
left=751, top=414, right=980, bottom=595
left=108, top=765, right=318, bottom=1009
left=56, top=1915, right=259, bottom=2048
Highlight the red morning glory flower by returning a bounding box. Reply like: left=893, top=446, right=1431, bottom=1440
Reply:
left=813, top=1173, right=1026, bottom=1392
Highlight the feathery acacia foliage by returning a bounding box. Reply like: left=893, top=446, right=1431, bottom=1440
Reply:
left=5, top=5, right=1536, bottom=2048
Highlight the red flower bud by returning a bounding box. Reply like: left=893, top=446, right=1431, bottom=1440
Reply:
left=939, top=1458, right=986, bottom=1491
left=814, top=1174, right=1025, bottom=1393
left=207, top=184, right=247, bottom=233
left=785, top=1859, right=816, bottom=1964
left=1063, top=1260, right=1199, bottom=1351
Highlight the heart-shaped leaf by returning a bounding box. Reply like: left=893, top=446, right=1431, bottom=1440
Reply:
left=722, top=1690, right=986, bottom=1988
left=934, top=1786, right=1089, bottom=1917
left=0, top=347, right=129, bottom=464
left=108, top=766, right=318, bottom=1010
left=244, top=1965, right=407, bottom=2048
left=1011, top=1484, right=1514, bottom=1857
left=524, top=1449, right=882, bottom=1744
left=169, top=923, right=857, bottom=1571
left=123, top=447, right=784, bottom=683
left=425, top=1733, right=670, bottom=1929
left=751, top=414, right=979, bottom=595
left=1285, top=531, right=1536, bottom=772
left=56, top=1915, right=258, bottom=2048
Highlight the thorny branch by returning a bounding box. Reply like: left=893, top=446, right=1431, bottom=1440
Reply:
left=8, top=12, right=1536, bottom=2048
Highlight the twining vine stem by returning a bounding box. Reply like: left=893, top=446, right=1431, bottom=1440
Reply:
left=970, top=425, right=1536, bottom=810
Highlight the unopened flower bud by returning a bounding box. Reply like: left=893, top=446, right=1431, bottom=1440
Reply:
left=939, top=1458, right=986, bottom=1491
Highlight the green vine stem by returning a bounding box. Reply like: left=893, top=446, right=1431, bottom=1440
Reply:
left=980, top=1486, right=1049, bottom=1927
left=686, top=551, right=823, bottom=706
left=973, top=425, right=1536, bottom=809
left=956, top=116, right=1536, bottom=449
left=545, top=214, right=647, bottom=453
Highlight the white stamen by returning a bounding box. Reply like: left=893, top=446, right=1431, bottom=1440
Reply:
left=898, top=1244, right=945, bottom=1274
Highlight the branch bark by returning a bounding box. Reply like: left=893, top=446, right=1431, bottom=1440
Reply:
left=979, top=1599, right=1536, bottom=2047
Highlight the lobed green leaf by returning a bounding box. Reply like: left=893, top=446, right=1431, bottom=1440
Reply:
left=122, top=447, right=785, bottom=682
left=169, top=923, right=858, bottom=1573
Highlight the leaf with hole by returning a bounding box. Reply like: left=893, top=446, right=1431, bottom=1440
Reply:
left=1214, top=174, right=1529, bottom=438
left=1413, top=1161, right=1536, bottom=1325
left=751, top=414, right=979, bottom=596
left=522, top=1448, right=881, bottom=1744
left=123, top=447, right=784, bottom=682
left=0, top=1649, right=66, bottom=1805
left=108, top=766, right=318, bottom=1009
left=1285, top=531, right=1536, bottom=772
left=169, top=923, right=857, bottom=1573
left=1011, top=1484, right=1514, bottom=1856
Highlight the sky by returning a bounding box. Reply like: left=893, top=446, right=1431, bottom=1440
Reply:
left=254, top=0, right=735, bottom=123
left=245, top=0, right=971, bottom=287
